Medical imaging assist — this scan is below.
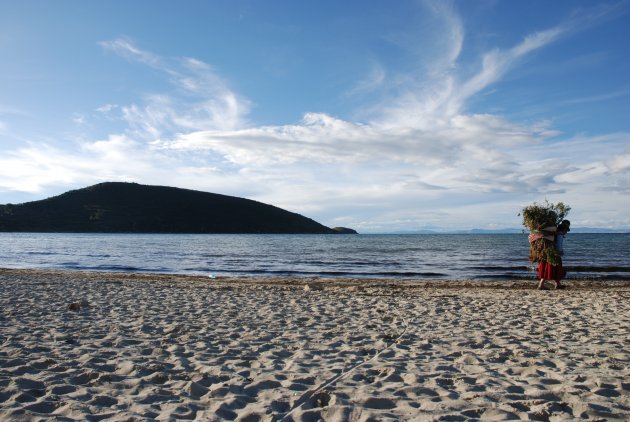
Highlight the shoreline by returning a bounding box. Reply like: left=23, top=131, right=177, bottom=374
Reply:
left=1, top=268, right=629, bottom=420
left=2, top=267, right=630, bottom=289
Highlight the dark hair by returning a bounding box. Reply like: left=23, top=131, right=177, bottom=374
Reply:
left=559, top=220, right=571, bottom=233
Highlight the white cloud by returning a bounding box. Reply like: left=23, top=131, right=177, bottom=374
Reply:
left=346, top=62, right=386, bottom=96
left=155, top=111, right=553, bottom=172
left=72, top=113, right=86, bottom=125
left=0, top=136, right=228, bottom=196
left=99, top=38, right=162, bottom=69
left=424, top=0, right=464, bottom=72
left=0, top=144, right=92, bottom=193
left=99, top=38, right=251, bottom=138
left=96, top=103, right=117, bottom=114
left=560, top=88, right=630, bottom=106
left=453, top=27, right=565, bottom=116
left=607, top=153, right=630, bottom=173
left=141, top=3, right=627, bottom=229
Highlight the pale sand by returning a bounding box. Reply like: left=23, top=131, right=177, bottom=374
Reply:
left=1, top=269, right=628, bottom=421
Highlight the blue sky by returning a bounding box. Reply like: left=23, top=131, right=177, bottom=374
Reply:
left=1, top=0, right=629, bottom=232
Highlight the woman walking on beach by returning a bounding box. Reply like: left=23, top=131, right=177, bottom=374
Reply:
left=521, top=201, right=571, bottom=290
left=535, top=220, right=570, bottom=289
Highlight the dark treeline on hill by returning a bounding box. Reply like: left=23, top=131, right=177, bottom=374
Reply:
left=0, top=182, right=357, bottom=234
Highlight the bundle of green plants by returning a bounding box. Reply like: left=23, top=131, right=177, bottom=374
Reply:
left=521, top=201, right=570, bottom=231
left=520, top=201, right=570, bottom=265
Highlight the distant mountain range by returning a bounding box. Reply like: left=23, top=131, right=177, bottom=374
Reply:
left=0, top=182, right=357, bottom=234
left=388, top=228, right=629, bottom=234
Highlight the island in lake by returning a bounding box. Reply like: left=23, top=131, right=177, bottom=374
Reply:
left=0, top=182, right=357, bottom=234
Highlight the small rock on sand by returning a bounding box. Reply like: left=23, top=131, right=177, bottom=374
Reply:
left=67, top=303, right=81, bottom=311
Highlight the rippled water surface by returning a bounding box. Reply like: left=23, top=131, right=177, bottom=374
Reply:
left=0, top=233, right=628, bottom=280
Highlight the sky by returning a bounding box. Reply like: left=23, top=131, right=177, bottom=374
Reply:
left=1, top=0, right=629, bottom=232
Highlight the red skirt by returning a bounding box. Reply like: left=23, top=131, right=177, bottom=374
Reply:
left=538, top=259, right=566, bottom=282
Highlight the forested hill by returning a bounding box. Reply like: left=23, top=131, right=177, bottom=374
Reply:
left=0, top=182, right=352, bottom=234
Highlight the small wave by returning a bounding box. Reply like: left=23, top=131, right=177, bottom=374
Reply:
left=565, top=266, right=630, bottom=273
left=57, top=263, right=167, bottom=273
left=219, top=269, right=448, bottom=278
left=183, top=267, right=215, bottom=272
left=567, top=274, right=630, bottom=281
left=58, top=261, right=81, bottom=267
left=471, top=273, right=530, bottom=280
left=466, top=265, right=530, bottom=272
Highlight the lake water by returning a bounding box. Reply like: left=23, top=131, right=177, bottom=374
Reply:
left=0, top=233, right=628, bottom=281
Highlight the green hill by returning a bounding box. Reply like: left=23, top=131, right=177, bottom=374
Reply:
left=0, top=182, right=343, bottom=234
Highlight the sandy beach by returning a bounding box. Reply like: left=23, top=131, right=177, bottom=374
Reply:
left=1, top=269, right=628, bottom=421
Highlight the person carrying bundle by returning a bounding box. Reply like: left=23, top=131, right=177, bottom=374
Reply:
left=521, top=201, right=571, bottom=290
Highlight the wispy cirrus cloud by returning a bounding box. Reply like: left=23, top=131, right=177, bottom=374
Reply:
left=345, top=62, right=386, bottom=97
left=99, top=38, right=162, bottom=69
left=155, top=112, right=555, bottom=169
left=424, top=0, right=464, bottom=73
left=559, top=88, right=630, bottom=106
left=154, top=5, right=572, bottom=179
left=100, top=38, right=251, bottom=136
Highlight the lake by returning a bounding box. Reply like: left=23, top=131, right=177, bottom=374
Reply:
left=0, top=233, right=628, bottom=281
